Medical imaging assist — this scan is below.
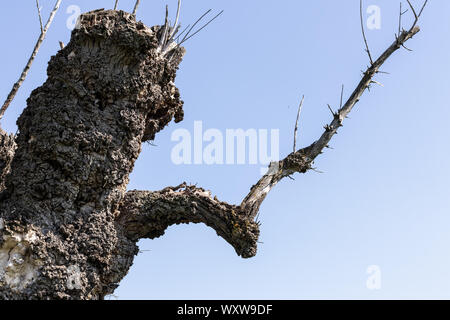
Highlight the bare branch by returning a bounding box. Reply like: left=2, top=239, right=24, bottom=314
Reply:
left=327, top=104, right=336, bottom=117
left=418, top=0, right=429, bottom=17
left=293, top=95, right=304, bottom=153
left=371, top=80, right=384, bottom=87
left=175, top=24, right=191, bottom=42
left=179, top=10, right=224, bottom=45
left=132, top=0, right=140, bottom=15
left=114, top=0, right=119, bottom=10
left=168, top=0, right=182, bottom=41
left=158, top=5, right=170, bottom=51
left=240, top=1, right=428, bottom=220
left=159, top=6, right=224, bottom=58
left=406, top=0, right=428, bottom=31
left=36, top=0, right=44, bottom=33
left=398, top=3, right=409, bottom=35
left=0, top=0, right=62, bottom=122
left=0, top=128, right=16, bottom=192
left=360, top=0, right=374, bottom=64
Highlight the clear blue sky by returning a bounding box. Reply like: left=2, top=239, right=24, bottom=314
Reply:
left=1, top=0, right=449, bottom=299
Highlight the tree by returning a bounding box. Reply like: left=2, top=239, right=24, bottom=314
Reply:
left=0, top=1, right=428, bottom=299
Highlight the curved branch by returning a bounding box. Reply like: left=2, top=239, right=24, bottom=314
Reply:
left=118, top=184, right=260, bottom=258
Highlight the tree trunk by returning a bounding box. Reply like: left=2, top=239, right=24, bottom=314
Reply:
left=0, top=9, right=190, bottom=299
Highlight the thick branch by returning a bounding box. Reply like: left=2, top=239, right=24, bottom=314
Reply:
left=118, top=184, right=260, bottom=258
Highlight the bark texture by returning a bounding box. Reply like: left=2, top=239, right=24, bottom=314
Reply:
left=0, top=129, right=16, bottom=193
left=118, top=184, right=259, bottom=258
left=0, top=9, right=189, bottom=299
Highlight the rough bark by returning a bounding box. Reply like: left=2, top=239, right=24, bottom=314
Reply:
left=0, top=9, right=186, bottom=299
left=0, top=129, right=16, bottom=192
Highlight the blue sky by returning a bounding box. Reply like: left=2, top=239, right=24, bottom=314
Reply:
left=1, top=0, right=449, bottom=299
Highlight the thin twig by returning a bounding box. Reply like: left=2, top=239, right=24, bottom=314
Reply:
left=371, top=80, right=384, bottom=87
left=175, top=24, right=191, bottom=42
left=179, top=10, right=224, bottom=45
left=0, top=0, right=62, bottom=122
left=114, top=0, right=119, bottom=10
left=360, top=0, right=374, bottom=64
left=159, top=6, right=170, bottom=50
left=398, top=3, right=409, bottom=35
left=340, top=84, right=344, bottom=108
left=293, top=95, right=304, bottom=153
left=132, top=0, right=140, bottom=15
left=406, top=0, right=428, bottom=31
left=180, top=9, right=212, bottom=44
left=327, top=104, right=335, bottom=116
left=168, top=0, right=182, bottom=41
left=418, top=0, right=428, bottom=17
left=36, top=0, right=44, bottom=33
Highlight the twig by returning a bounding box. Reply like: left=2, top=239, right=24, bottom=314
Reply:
left=179, top=10, right=224, bottom=45
left=36, top=0, right=44, bottom=33
left=114, top=0, right=119, bottom=10
left=0, top=0, right=62, bottom=122
left=327, top=104, right=336, bottom=116
left=132, top=0, right=140, bottom=15
left=293, top=95, right=304, bottom=152
left=161, top=8, right=224, bottom=57
left=180, top=9, right=213, bottom=44
left=159, top=6, right=170, bottom=50
left=371, top=80, right=384, bottom=87
left=398, top=3, right=409, bottom=35
left=406, top=0, right=428, bottom=31
left=360, top=0, right=374, bottom=64
left=340, top=85, right=344, bottom=108
left=175, top=24, right=191, bottom=42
